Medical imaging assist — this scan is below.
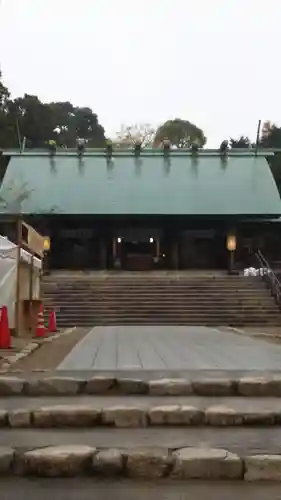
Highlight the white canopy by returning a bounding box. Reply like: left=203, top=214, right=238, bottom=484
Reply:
left=0, top=236, right=42, bottom=269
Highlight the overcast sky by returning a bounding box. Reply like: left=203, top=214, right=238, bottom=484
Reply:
left=1, top=0, right=281, bottom=146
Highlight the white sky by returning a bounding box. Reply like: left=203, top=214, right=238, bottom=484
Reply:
left=1, top=0, right=281, bottom=146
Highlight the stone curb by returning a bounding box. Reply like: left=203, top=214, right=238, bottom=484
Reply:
left=0, top=328, right=77, bottom=370
left=1, top=375, right=281, bottom=397
left=0, top=404, right=280, bottom=428
left=0, top=445, right=280, bottom=480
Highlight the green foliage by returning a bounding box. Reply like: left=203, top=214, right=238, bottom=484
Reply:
left=230, top=136, right=251, bottom=148
left=0, top=74, right=106, bottom=149
left=154, top=118, right=206, bottom=148
left=260, top=121, right=281, bottom=148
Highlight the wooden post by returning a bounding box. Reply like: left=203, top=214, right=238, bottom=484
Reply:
left=156, top=237, right=160, bottom=259
left=171, top=239, right=179, bottom=270
left=29, top=252, right=34, bottom=333
left=112, top=238, right=117, bottom=261
left=15, top=218, right=22, bottom=337
left=99, top=239, right=107, bottom=269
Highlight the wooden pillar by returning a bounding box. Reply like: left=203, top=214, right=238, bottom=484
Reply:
left=171, top=239, right=179, bottom=270
left=99, top=239, right=107, bottom=269
left=156, top=237, right=160, bottom=260
left=112, top=238, right=117, bottom=261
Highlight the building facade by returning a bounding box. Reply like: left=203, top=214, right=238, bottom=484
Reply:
left=0, top=148, right=281, bottom=271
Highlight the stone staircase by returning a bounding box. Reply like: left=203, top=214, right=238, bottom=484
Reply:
left=42, top=272, right=281, bottom=328
left=1, top=373, right=281, bottom=483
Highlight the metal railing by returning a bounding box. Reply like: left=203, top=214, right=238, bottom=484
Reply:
left=255, top=249, right=281, bottom=306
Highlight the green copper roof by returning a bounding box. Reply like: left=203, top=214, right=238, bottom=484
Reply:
left=0, top=153, right=280, bottom=216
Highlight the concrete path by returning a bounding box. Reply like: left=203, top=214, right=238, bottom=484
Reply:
left=1, top=479, right=281, bottom=500
left=58, top=326, right=281, bottom=371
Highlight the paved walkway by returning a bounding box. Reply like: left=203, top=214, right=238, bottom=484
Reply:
left=1, top=479, right=281, bottom=500
left=58, top=326, right=281, bottom=371
left=2, top=479, right=281, bottom=500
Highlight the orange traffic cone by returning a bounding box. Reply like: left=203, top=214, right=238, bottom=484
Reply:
left=0, top=306, right=11, bottom=349
left=35, top=303, right=45, bottom=338
left=48, top=310, right=57, bottom=333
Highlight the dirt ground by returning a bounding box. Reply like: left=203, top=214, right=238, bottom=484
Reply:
left=0, top=327, right=89, bottom=371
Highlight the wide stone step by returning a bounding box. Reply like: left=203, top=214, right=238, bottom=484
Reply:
left=1, top=426, right=281, bottom=457
left=52, top=310, right=281, bottom=317
left=43, top=290, right=273, bottom=297
left=43, top=292, right=272, bottom=299
left=43, top=277, right=261, bottom=282
left=44, top=292, right=269, bottom=299
left=45, top=303, right=279, bottom=310
left=2, top=396, right=281, bottom=428
left=2, top=480, right=281, bottom=499
left=55, top=323, right=281, bottom=329
left=44, top=284, right=267, bottom=290
left=2, top=375, right=281, bottom=397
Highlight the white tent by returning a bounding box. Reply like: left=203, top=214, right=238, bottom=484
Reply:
left=0, top=236, right=42, bottom=328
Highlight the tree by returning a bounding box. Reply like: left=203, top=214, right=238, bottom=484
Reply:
left=115, top=123, right=156, bottom=148
left=0, top=71, right=9, bottom=108
left=154, top=118, right=207, bottom=148
left=260, top=121, right=281, bottom=148
left=0, top=72, right=106, bottom=150
left=230, top=136, right=251, bottom=148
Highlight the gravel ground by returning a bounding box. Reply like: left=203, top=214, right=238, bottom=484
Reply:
left=2, top=328, right=90, bottom=371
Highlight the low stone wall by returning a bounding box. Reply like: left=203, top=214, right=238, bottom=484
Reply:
left=0, top=403, right=280, bottom=428
left=0, top=445, right=280, bottom=480
left=1, top=375, right=281, bottom=397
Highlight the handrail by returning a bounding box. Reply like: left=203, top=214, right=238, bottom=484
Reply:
left=255, top=249, right=281, bottom=305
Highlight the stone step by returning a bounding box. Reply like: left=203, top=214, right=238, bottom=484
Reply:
left=45, top=303, right=279, bottom=310
left=1, top=426, right=281, bottom=457
left=44, top=284, right=267, bottom=291
left=2, top=396, right=281, bottom=428
left=44, top=292, right=270, bottom=299
left=43, top=295, right=276, bottom=302
left=43, top=283, right=269, bottom=288
left=1, top=374, right=281, bottom=397
left=43, top=276, right=260, bottom=282
left=2, top=480, right=281, bottom=500
left=55, top=323, right=281, bottom=328
left=43, top=291, right=273, bottom=297
left=53, top=312, right=281, bottom=318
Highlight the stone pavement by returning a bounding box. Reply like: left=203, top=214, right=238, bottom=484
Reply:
left=58, top=325, right=281, bottom=371
left=1, top=479, right=281, bottom=500
left=1, top=426, right=281, bottom=454
left=2, top=394, right=281, bottom=411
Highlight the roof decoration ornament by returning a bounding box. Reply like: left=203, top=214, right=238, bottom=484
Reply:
left=46, top=140, right=57, bottom=174
left=105, top=139, right=113, bottom=159
left=77, top=138, right=86, bottom=157
left=47, top=140, right=56, bottom=157
left=77, top=138, right=86, bottom=175
left=163, top=138, right=171, bottom=157
left=219, top=140, right=229, bottom=156
left=191, top=142, right=199, bottom=173
left=134, top=138, right=142, bottom=158
left=105, top=139, right=114, bottom=176
left=219, top=140, right=229, bottom=169
left=162, top=138, right=171, bottom=176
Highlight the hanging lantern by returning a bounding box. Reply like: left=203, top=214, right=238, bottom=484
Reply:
left=227, top=234, right=236, bottom=252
